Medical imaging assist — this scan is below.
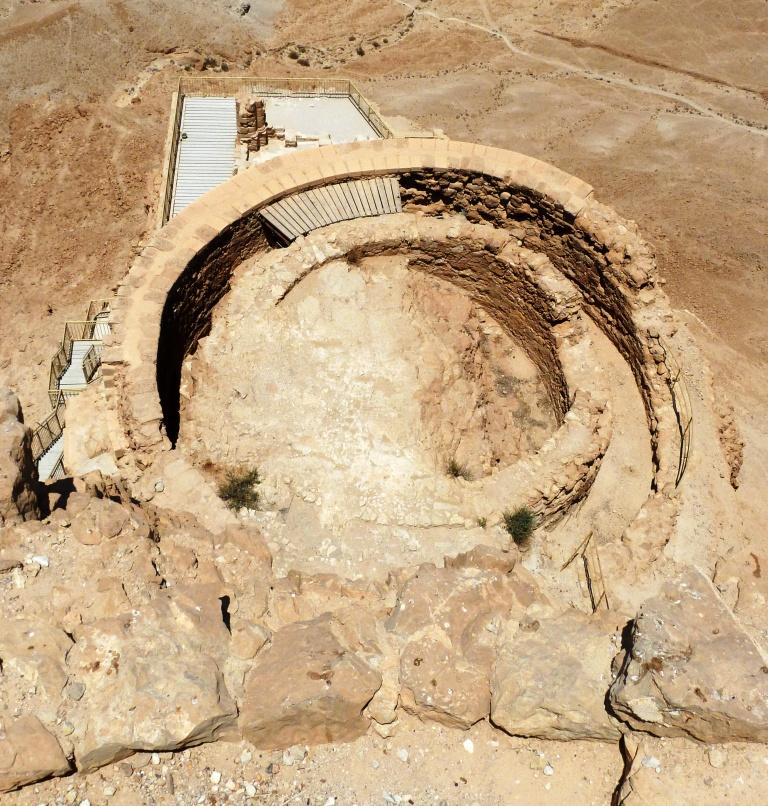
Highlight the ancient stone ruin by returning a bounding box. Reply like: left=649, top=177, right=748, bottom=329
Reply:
left=1, top=137, right=761, bottom=800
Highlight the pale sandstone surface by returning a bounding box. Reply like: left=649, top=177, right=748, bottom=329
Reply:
left=609, top=569, right=768, bottom=743
left=61, top=383, right=119, bottom=478
left=492, top=610, right=624, bottom=742
left=181, top=254, right=556, bottom=574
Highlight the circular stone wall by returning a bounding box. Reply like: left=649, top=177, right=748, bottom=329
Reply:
left=172, top=213, right=614, bottom=574
left=102, top=138, right=684, bottom=581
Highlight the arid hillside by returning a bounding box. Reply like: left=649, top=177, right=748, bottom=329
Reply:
left=0, top=1, right=767, bottom=804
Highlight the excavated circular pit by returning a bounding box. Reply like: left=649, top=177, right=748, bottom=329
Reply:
left=106, top=139, right=683, bottom=582
left=171, top=212, right=616, bottom=576
left=180, top=240, right=567, bottom=573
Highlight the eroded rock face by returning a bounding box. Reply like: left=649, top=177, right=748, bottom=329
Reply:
left=240, top=612, right=382, bottom=749
left=0, top=714, right=71, bottom=793
left=387, top=559, right=545, bottom=729
left=66, top=586, right=236, bottom=772
left=491, top=610, right=622, bottom=741
left=0, top=388, right=41, bottom=525
left=609, top=569, right=768, bottom=743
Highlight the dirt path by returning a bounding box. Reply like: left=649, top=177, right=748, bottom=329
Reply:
left=397, top=0, right=768, bottom=137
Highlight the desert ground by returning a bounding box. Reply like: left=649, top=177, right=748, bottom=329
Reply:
left=1, top=0, right=767, bottom=803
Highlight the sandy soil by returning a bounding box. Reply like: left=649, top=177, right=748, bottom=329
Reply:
left=1, top=0, right=766, bottom=802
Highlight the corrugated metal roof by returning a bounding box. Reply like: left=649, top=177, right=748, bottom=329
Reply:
left=170, top=97, right=237, bottom=218
left=260, top=177, right=402, bottom=241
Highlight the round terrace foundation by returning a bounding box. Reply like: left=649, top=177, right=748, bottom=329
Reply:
left=176, top=214, right=612, bottom=574
left=102, top=138, right=683, bottom=582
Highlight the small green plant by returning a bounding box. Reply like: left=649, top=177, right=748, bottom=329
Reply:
left=446, top=458, right=472, bottom=481
left=218, top=467, right=261, bottom=511
left=503, top=506, right=536, bottom=548
left=476, top=516, right=487, bottom=529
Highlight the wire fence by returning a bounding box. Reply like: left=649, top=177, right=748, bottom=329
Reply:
left=176, top=76, right=393, bottom=138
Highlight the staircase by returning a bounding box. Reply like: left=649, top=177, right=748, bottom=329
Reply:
left=32, top=302, right=112, bottom=481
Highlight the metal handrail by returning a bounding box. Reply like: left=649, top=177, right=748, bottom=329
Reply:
left=82, top=344, right=101, bottom=383
left=35, top=299, right=113, bottom=474
left=31, top=393, right=66, bottom=462
left=48, top=320, right=110, bottom=404
left=48, top=454, right=67, bottom=481
left=86, top=299, right=111, bottom=322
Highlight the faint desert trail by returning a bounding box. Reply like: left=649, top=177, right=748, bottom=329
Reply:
left=397, top=0, right=768, bottom=138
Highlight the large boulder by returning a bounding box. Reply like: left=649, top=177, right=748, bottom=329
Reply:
left=609, top=569, right=768, bottom=743
left=387, top=557, right=545, bottom=729
left=491, top=610, right=622, bottom=741
left=66, top=585, right=236, bottom=771
left=240, top=612, right=382, bottom=749
left=0, top=714, right=71, bottom=793
left=0, top=388, right=41, bottom=525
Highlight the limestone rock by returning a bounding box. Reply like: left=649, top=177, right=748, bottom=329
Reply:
left=267, top=570, right=384, bottom=628
left=0, top=388, right=41, bottom=525
left=0, top=620, right=73, bottom=726
left=388, top=563, right=544, bottom=729
left=491, top=610, right=622, bottom=741
left=240, top=613, right=382, bottom=749
left=231, top=618, right=270, bottom=660
left=62, top=382, right=118, bottom=477
left=714, top=547, right=768, bottom=645
left=213, top=524, right=273, bottom=620
left=444, top=544, right=518, bottom=574
left=609, top=569, right=768, bottom=743
left=70, top=496, right=132, bottom=545
left=0, top=714, right=71, bottom=793
left=66, top=586, right=236, bottom=771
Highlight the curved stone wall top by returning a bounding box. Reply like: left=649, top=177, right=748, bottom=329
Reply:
left=103, top=138, right=594, bottom=457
